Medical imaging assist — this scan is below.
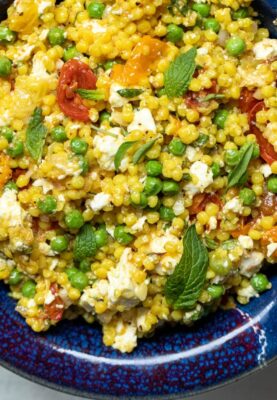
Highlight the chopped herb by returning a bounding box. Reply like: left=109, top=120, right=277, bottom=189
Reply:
left=227, top=142, right=254, bottom=188
left=132, top=138, right=157, bottom=165
left=117, top=88, right=144, bottom=98
left=204, top=236, right=218, bottom=250
left=168, top=0, right=188, bottom=16
left=75, top=89, right=105, bottom=100
left=165, top=224, right=209, bottom=309
left=26, top=107, right=47, bottom=161
left=194, top=133, right=209, bottom=147
left=114, top=141, right=137, bottom=171
left=164, top=47, right=197, bottom=98
left=91, top=124, right=118, bottom=138
left=200, top=93, right=225, bottom=102
left=73, top=223, right=97, bottom=261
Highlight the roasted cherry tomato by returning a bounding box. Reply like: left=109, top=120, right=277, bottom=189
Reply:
left=188, top=192, right=221, bottom=215
left=44, top=283, right=65, bottom=322
left=239, top=88, right=277, bottom=165
left=57, top=59, right=97, bottom=122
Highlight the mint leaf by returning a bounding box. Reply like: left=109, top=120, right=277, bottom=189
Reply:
left=132, top=138, right=157, bottom=164
left=227, top=142, right=254, bottom=188
left=165, top=224, right=209, bottom=309
left=200, top=93, right=225, bottom=102
left=76, top=89, right=105, bottom=101
left=117, top=88, right=144, bottom=98
left=164, top=47, right=197, bottom=98
left=114, top=140, right=137, bottom=171
left=26, top=107, right=47, bottom=161
left=73, top=223, right=97, bottom=261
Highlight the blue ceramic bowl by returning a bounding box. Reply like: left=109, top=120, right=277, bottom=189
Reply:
left=0, top=1, right=277, bottom=398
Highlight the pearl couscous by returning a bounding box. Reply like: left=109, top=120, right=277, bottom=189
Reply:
left=0, top=0, right=276, bottom=353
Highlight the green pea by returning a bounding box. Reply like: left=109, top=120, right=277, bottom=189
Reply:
left=0, top=55, right=12, bottom=77
left=211, top=162, right=220, bottom=178
left=168, top=138, right=186, bottom=156
left=192, top=3, right=211, bottom=17
left=226, top=36, right=246, bottom=56
left=95, top=226, right=109, bottom=248
left=166, top=24, right=184, bottom=43
left=145, top=160, right=163, bottom=176
left=22, top=280, right=36, bottom=298
left=63, top=46, right=79, bottom=61
left=103, top=60, right=117, bottom=70
left=38, top=195, right=57, bottom=214
left=70, top=270, right=89, bottom=291
left=250, top=273, right=270, bottom=293
left=70, top=138, right=88, bottom=155
left=47, top=27, right=65, bottom=46
left=159, top=206, right=175, bottom=222
left=267, top=175, right=277, bottom=194
left=232, top=7, right=249, bottom=20
left=239, top=188, right=256, bottom=206
left=130, top=192, right=148, bottom=209
left=252, top=143, right=260, bottom=159
left=78, top=155, right=89, bottom=175
left=224, top=149, right=240, bottom=166
left=7, top=140, right=24, bottom=158
left=194, top=133, right=209, bottom=147
left=8, top=269, right=23, bottom=285
left=66, top=267, right=79, bottom=280
left=51, top=235, right=69, bottom=253
left=79, top=259, right=91, bottom=272
left=0, top=26, right=16, bottom=44
left=65, top=210, right=84, bottom=230
left=144, top=176, right=163, bottom=196
left=204, top=18, right=220, bottom=33
left=51, top=126, right=67, bottom=142
left=0, top=126, right=13, bottom=142
left=87, top=1, right=106, bottom=19
left=99, top=111, right=111, bottom=122
left=4, top=181, right=18, bottom=192
left=162, top=180, right=180, bottom=196
left=114, top=225, right=134, bottom=245
left=207, top=284, right=224, bottom=299
left=209, top=253, right=231, bottom=276
left=213, top=109, right=229, bottom=129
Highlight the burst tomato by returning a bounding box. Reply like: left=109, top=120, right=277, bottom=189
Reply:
left=57, top=59, right=97, bottom=122
left=44, top=283, right=65, bottom=322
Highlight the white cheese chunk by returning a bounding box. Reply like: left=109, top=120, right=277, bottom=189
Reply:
left=260, top=164, right=272, bottom=178
left=208, top=216, right=217, bottom=231
left=130, top=216, right=147, bottom=232
left=81, top=20, right=106, bottom=33
left=80, top=280, right=109, bottom=313
left=33, top=178, right=54, bottom=194
left=185, top=161, right=213, bottom=195
left=155, top=255, right=179, bottom=276
left=238, top=235, right=254, bottom=250
left=253, top=38, right=277, bottom=60
left=44, top=291, right=56, bottom=305
left=0, top=190, right=26, bottom=229
left=149, top=231, right=179, bottom=254
left=239, top=251, right=264, bottom=277
left=267, top=243, right=277, bottom=258
left=93, top=127, right=124, bottom=171
left=127, top=108, right=156, bottom=133
left=185, top=146, right=197, bottom=162
left=31, top=53, right=49, bottom=78
left=223, top=197, right=244, bottom=214
left=112, top=320, right=137, bottom=353
left=173, top=194, right=185, bottom=216
left=109, top=83, right=128, bottom=108
left=37, top=0, right=53, bottom=14
left=89, top=192, right=111, bottom=212
left=237, top=285, right=258, bottom=300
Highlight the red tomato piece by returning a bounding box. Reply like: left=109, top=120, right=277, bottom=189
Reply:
left=44, top=283, right=65, bottom=322
left=239, top=88, right=257, bottom=113
left=188, top=193, right=221, bottom=215
left=57, top=59, right=97, bottom=122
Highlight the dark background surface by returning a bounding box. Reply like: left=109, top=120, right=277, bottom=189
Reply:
left=0, top=361, right=276, bottom=400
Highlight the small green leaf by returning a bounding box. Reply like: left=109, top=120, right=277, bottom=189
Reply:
left=203, top=236, right=218, bottom=250
left=91, top=124, right=118, bottom=138
left=200, top=93, right=225, bottom=102
left=117, top=88, right=144, bottom=98
left=73, top=223, right=97, bottom=261
left=114, top=140, right=137, bottom=171
left=164, top=47, right=197, bottom=98
left=26, top=107, right=47, bottom=161
left=75, top=89, right=105, bottom=101
left=227, top=142, right=254, bottom=188
left=132, top=138, right=157, bottom=165
left=165, top=224, right=209, bottom=310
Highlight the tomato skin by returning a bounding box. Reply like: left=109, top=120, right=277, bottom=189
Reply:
left=57, top=60, right=97, bottom=122
left=239, top=88, right=277, bottom=164
left=44, top=283, right=65, bottom=322
left=188, top=193, right=221, bottom=215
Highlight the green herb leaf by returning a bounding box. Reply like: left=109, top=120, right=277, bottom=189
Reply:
left=227, top=142, right=254, bottom=188
left=194, top=133, right=209, bottom=147
left=73, top=223, right=97, bottom=261
left=132, top=138, right=157, bottom=165
left=164, top=47, right=197, bottom=98
left=75, top=89, right=105, bottom=101
left=165, top=224, right=209, bottom=310
left=91, top=124, right=118, bottom=138
left=200, top=93, right=225, bottom=102
left=117, top=88, right=144, bottom=98
left=114, top=140, right=137, bottom=171
left=168, top=0, right=188, bottom=16
left=204, top=236, right=218, bottom=250
left=26, top=107, right=47, bottom=161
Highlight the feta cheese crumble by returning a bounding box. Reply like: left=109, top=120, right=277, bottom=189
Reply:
left=223, top=197, right=244, bottom=214
left=93, top=127, right=124, bottom=170
left=0, top=190, right=26, bottom=229
left=253, top=38, right=277, bottom=60
left=109, top=84, right=128, bottom=108
left=238, top=235, right=254, bottom=250
left=239, top=251, right=264, bottom=277
left=89, top=192, right=111, bottom=212
left=185, top=161, right=213, bottom=195
left=127, top=108, right=156, bottom=133
left=267, top=243, right=277, bottom=258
